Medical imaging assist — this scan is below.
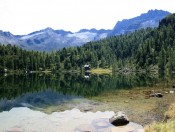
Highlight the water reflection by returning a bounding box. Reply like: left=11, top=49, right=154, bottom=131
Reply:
left=0, top=73, right=162, bottom=99
left=0, top=90, right=89, bottom=112
left=0, top=72, right=172, bottom=111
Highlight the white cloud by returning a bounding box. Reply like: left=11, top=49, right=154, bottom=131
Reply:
left=0, top=0, right=175, bottom=35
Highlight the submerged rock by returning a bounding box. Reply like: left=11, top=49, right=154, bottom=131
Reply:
left=111, top=126, right=135, bottom=132
left=6, top=127, right=24, bottom=132
left=109, top=111, right=129, bottom=126
left=74, top=124, right=95, bottom=132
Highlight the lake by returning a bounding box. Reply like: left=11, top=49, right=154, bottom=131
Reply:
left=0, top=72, right=174, bottom=131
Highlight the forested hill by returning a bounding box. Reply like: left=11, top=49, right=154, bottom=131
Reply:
left=0, top=14, right=175, bottom=72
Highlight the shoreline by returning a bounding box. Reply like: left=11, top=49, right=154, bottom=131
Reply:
left=87, top=83, right=175, bottom=126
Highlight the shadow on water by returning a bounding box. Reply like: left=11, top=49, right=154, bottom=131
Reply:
left=0, top=72, right=174, bottom=112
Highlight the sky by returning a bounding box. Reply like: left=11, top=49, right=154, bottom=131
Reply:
left=0, top=0, right=175, bottom=35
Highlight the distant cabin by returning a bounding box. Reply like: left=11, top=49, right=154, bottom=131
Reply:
left=84, top=65, right=90, bottom=71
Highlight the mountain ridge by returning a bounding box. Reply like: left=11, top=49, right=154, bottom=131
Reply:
left=0, top=9, right=171, bottom=51
left=108, top=9, right=170, bottom=36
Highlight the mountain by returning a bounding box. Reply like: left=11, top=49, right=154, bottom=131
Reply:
left=108, top=9, right=170, bottom=36
left=0, top=30, right=21, bottom=46
left=1, top=13, right=175, bottom=72
left=0, top=28, right=110, bottom=51
left=18, top=27, right=111, bottom=51
left=0, top=9, right=171, bottom=51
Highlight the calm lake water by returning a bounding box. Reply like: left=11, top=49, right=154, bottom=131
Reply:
left=0, top=72, right=173, bottom=112
left=0, top=72, right=174, bottom=131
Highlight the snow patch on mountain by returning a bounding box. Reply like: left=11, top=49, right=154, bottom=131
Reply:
left=67, top=32, right=97, bottom=40
left=20, top=32, right=44, bottom=40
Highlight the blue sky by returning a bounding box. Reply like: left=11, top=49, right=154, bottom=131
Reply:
left=0, top=0, right=175, bottom=35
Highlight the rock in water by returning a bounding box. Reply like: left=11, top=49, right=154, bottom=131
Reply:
left=109, top=111, right=129, bottom=126
left=173, top=85, right=175, bottom=88
left=170, top=91, right=174, bottom=94
left=150, top=93, right=163, bottom=98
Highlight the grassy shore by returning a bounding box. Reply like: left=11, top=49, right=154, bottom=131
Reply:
left=144, top=103, right=175, bottom=132
left=89, top=68, right=112, bottom=74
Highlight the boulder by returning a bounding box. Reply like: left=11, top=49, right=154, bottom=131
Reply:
left=155, top=93, right=163, bottom=97
left=173, top=85, right=175, bottom=88
left=149, top=93, right=163, bottom=98
left=170, top=91, right=174, bottom=94
left=109, top=111, right=129, bottom=126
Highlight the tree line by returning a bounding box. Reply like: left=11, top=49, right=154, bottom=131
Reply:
left=0, top=14, right=175, bottom=72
